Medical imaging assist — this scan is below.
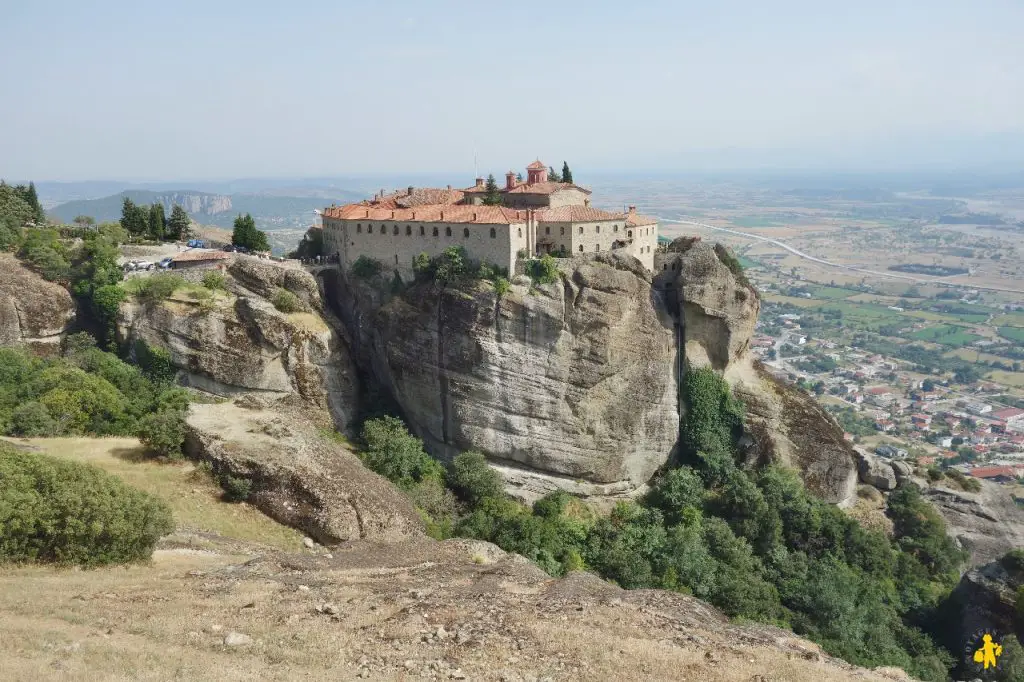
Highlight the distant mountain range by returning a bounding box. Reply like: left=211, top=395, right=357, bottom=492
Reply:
left=50, top=189, right=365, bottom=231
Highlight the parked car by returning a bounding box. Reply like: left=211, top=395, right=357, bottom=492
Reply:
left=135, top=260, right=154, bottom=271
left=158, top=257, right=173, bottom=269
left=187, top=239, right=206, bottom=248
left=222, top=244, right=235, bottom=252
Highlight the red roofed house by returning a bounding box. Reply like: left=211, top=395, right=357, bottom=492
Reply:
left=170, top=250, right=230, bottom=271
left=321, top=160, right=659, bottom=280
left=992, top=407, right=1024, bottom=433
left=969, top=466, right=1022, bottom=483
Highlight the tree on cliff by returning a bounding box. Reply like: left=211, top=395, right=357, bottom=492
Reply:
left=561, top=162, right=573, bottom=184
left=548, top=166, right=562, bottom=182
left=147, top=202, right=166, bottom=241
left=482, top=174, right=502, bottom=206
left=119, top=197, right=149, bottom=238
left=231, top=213, right=270, bottom=252
left=166, top=205, right=192, bottom=241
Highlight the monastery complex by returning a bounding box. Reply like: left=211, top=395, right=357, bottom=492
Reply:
left=321, top=161, right=659, bottom=280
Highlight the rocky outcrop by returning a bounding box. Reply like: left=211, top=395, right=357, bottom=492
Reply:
left=184, top=401, right=423, bottom=544
left=118, top=261, right=359, bottom=429
left=658, top=241, right=859, bottom=505
left=855, top=449, right=898, bottom=491
left=323, top=252, right=679, bottom=501
left=945, top=553, right=1024, bottom=656
left=925, top=480, right=1024, bottom=568
left=0, top=255, right=76, bottom=351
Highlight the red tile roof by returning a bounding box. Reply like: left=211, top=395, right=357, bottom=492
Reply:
left=526, top=160, right=546, bottom=170
left=969, top=466, right=1019, bottom=479
left=323, top=203, right=528, bottom=225
left=536, top=206, right=623, bottom=222
left=625, top=211, right=658, bottom=227
left=464, top=181, right=592, bottom=196
left=992, top=407, right=1024, bottom=420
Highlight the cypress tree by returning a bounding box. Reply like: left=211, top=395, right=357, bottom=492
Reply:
left=148, top=203, right=166, bottom=241
left=232, top=213, right=269, bottom=252
left=167, top=205, right=191, bottom=241
left=483, top=174, right=502, bottom=206
left=548, top=166, right=562, bottom=183
left=25, top=182, right=44, bottom=223
left=120, top=197, right=147, bottom=237
left=561, top=162, right=573, bottom=184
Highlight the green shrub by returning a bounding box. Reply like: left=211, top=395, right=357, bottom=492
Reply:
left=220, top=474, right=252, bottom=503
left=0, top=447, right=174, bottom=566
left=449, top=451, right=503, bottom=505
left=270, top=287, right=303, bottom=313
left=201, top=271, right=226, bottom=290
left=136, top=273, right=184, bottom=302
left=137, top=409, right=186, bottom=459
left=359, top=416, right=444, bottom=487
left=133, top=340, right=176, bottom=383
left=17, top=228, right=71, bottom=282
left=493, top=277, right=510, bottom=297
left=412, top=252, right=432, bottom=280
left=9, top=401, right=59, bottom=437
left=433, top=246, right=469, bottom=285
left=926, top=466, right=943, bottom=482
left=352, top=255, right=384, bottom=278
left=525, top=254, right=559, bottom=284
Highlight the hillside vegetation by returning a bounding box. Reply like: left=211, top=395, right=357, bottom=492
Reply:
left=356, top=368, right=970, bottom=680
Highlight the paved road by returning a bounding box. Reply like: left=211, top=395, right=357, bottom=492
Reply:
left=660, top=217, right=1024, bottom=296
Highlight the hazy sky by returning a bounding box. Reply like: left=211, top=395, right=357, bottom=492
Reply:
left=3, top=0, right=1023, bottom=181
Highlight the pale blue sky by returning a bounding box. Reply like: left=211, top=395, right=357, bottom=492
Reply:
left=2, top=0, right=1023, bottom=181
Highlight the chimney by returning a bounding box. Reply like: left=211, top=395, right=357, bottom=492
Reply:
left=584, top=198, right=591, bottom=207
left=475, top=177, right=485, bottom=188
left=506, top=171, right=516, bottom=190
left=408, top=185, right=414, bottom=196
left=391, top=210, right=395, bottom=218
left=628, top=205, right=636, bottom=214
left=440, top=210, right=445, bottom=220
left=473, top=212, right=477, bottom=221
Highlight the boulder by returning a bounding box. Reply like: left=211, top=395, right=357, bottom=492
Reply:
left=184, top=401, right=423, bottom=544
left=945, top=553, right=1024, bottom=654
left=925, top=480, right=1024, bottom=568
left=855, top=449, right=897, bottom=491
left=0, top=254, right=75, bottom=351
left=890, top=460, right=914, bottom=485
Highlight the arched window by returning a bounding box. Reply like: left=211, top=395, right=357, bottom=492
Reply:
left=420, top=225, right=425, bottom=235
left=367, top=224, right=373, bottom=234
left=627, top=230, right=633, bottom=238
left=463, top=227, right=469, bottom=238
left=393, top=225, right=399, bottom=235
left=614, top=225, right=619, bottom=232
left=578, top=244, right=583, bottom=252
left=381, top=227, right=386, bottom=238
left=578, top=226, right=583, bottom=234
left=595, top=244, right=600, bottom=251
left=395, top=254, right=399, bottom=264
left=545, top=226, right=550, bottom=235
left=357, top=224, right=362, bottom=234
left=406, top=225, right=411, bottom=235
left=518, top=228, right=522, bottom=237
left=490, top=227, right=496, bottom=238
left=433, top=226, right=438, bottom=236
left=596, top=225, right=600, bottom=234
left=663, top=263, right=667, bottom=270
left=445, top=226, right=452, bottom=237
left=560, top=227, right=565, bottom=236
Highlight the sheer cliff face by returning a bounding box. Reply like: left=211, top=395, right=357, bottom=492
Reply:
left=0, top=255, right=76, bottom=352
left=324, top=253, right=680, bottom=500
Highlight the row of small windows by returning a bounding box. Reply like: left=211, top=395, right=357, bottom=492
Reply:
left=354, top=223, right=510, bottom=239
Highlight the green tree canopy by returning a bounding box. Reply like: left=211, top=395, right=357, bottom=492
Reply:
left=119, top=197, right=149, bottom=237
left=147, top=202, right=166, bottom=241
left=561, top=161, right=573, bottom=184
left=166, top=205, right=192, bottom=241
left=231, top=213, right=270, bottom=252
left=548, top=166, right=562, bottom=182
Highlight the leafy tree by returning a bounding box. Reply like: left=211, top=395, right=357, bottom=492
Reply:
left=201, top=271, right=226, bottom=290
left=359, top=416, right=444, bottom=488
left=147, top=202, right=166, bottom=241
left=548, top=166, right=562, bottom=182
left=23, top=182, right=44, bottom=223
left=166, top=205, right=192, bottom=241
left=352, top=255, right=384, bottom=278
left=482, top=174, right=502, bottom=206
left=231, top=213, right=270, bottom=252
left=17, top=228, right=70, bottom=281
left=286, top=226, right=322, bottom=259
left=525, top=254, right=559, bottom=284
left=449, top=451, right=503, bottom=505
left=73, top=215, right=95, bottom=227
left=0, top=446, right=174, bottom=566
left=433, top=246, right=469, bottom=284
left=561, top=161, right=573, bottom=184
left=9, top=401, right=58, bottom=436
left=137, top=409, right=186, bottom=458
left=0, top=182, right=35, bottom=228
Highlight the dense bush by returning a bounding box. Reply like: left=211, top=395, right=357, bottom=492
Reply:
left=0, top=346, right=188, bottom=441
left=412, top=247, right=508, bottom=288
left=201, top=271, right=226, bottom=290
left=270, top=287, right=303, bottom=313
left=525, top=254, right=559, bottom=284
left=449, top=451, right=503, bottom=505
left=135, top=273, right=184, bottom=302
left=219, top=474, right=252, bottom=502
left=359, top=416, right=444, bottom=487
left=352, top=255, right=384, bottom=278
left=18, top=228, right=71, bottom=281
left=137, top=409, right=186, bottom=458
left=0, top=446, right=174, bottom=566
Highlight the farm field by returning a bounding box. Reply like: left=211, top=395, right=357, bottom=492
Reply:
left=908, top=324, right=983, bottom=347
left=998, top=327, right=1024, bottom=343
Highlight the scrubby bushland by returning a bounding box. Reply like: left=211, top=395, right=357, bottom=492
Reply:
left=0, top=341, right=189, bottom=455
left=356, top=367, right=967, bottom=680
left=411, top=246, right=508, bottom=290
left=0, top=445, right=174, bottom=566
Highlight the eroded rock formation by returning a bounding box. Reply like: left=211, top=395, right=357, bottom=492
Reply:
left=323, top=252, right=680, bottom=501
left=0, top=254, right=76, bottom=352
left=117, top=259, right=359, bottom=429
